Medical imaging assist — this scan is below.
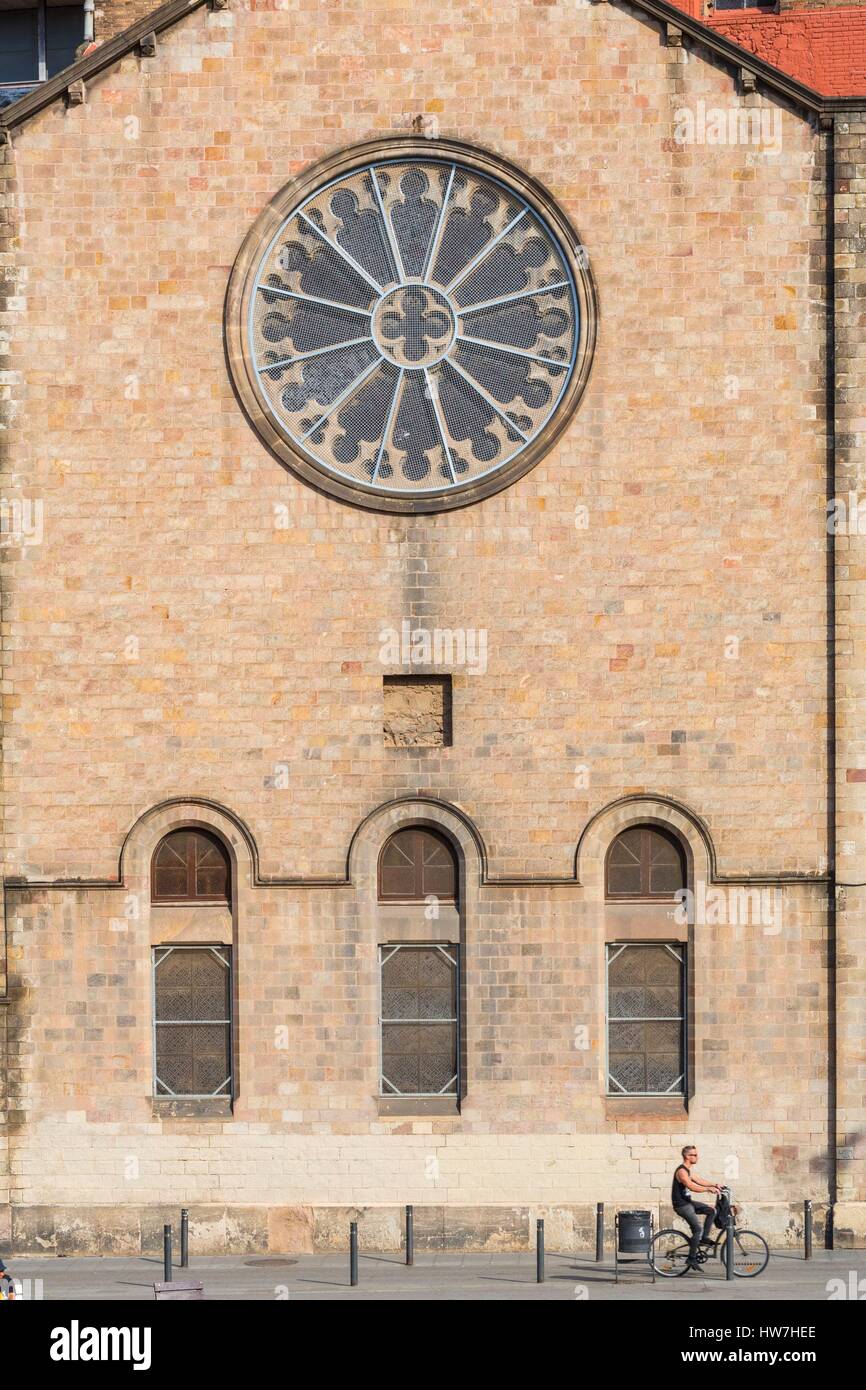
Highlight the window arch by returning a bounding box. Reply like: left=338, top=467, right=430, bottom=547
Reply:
left=378, top=826, right=458, bottom=903
left=151, top=828, right=231, bottom=903
left=605, top=824, right=686, bottom=900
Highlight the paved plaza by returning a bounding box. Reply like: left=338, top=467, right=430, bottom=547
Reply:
left=4, top=1248, right=863, bottom=1302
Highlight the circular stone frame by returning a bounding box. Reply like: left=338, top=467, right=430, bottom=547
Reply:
left=225, top=137, right=597, bottom=514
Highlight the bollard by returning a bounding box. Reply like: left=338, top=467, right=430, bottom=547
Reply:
left=406, top=1205, right=414, bottom=1267
left=804, top=1199, right=812, bottom=1261
left=350, top=1221, right=358, bottom=1287
left=180, top=1208, right=189, bottom=1268
left=163, top=1224, right=172, bottom=1284
left=725, top=1214, right=734, bottom=1282
left=595, top=1202, right=604, bottom=1262
left=536, top=1218, right=545, bottom=1284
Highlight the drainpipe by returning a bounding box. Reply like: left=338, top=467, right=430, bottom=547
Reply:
left=825, top=114, right=837, bottom=1249
left=83, top=0, right=94, bottom=44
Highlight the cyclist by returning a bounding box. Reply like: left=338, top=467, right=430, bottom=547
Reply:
left=672, top=1144, right=722, bottom=1271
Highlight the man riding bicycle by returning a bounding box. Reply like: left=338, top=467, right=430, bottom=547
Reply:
left=672, top=1144, right=722, bottom=1271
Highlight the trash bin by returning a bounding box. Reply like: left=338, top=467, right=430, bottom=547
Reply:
left=617, top=1210, right=652, bottom=1253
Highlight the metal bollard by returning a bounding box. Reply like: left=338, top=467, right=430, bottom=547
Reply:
left=406, top=1205, right=414, bottom=1267
left=804, top=1199, right=812, bottom=1260
left=725, top=1214, right=734, bottom=1282
left=350, top=1221, right=358, bottom=1287
left=163, top=1224, right=172, bottom=1284
left=595, top=1202, right=604, bottom=1262
left=536, top=1218, right=545, bottom=1284
left=180, top=1208, right=189, bottom=1268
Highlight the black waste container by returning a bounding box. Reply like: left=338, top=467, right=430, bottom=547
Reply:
left=617, top=1210, right=652, bottom=1253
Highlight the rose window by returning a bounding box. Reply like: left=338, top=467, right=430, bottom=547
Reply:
left=228, top=144, right=594, bottom=511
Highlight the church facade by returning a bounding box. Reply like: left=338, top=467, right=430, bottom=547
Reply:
left=1, top=0, right=865, bottom=1253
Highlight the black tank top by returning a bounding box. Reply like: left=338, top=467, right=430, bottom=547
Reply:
left=672, top=1166, right=691, bottom=1207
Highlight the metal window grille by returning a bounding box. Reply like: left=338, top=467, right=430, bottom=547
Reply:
left=246, top=156, right=580, bottom=498
left=379, top=943, right=458, bottom=1097
left=606, top=943, right=685, bottom=1096
left=153, top=946, right=232, bottom=1098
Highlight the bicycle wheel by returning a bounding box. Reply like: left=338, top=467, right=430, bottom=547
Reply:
left=650, top=1228, right=692, bottom=1277
left=716, top=1228, right=770, bottom=1277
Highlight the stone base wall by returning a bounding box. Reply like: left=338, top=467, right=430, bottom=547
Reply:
left=5, top=1200, right=843, bottom=1255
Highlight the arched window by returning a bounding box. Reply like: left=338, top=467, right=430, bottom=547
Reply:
left=378, top=827, right=458, bottom=903
left=605, top=825, right=686, bottom=900
left=151, top=828, right=231, bottom=903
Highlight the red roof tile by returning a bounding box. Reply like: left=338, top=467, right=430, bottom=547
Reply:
left=668, top=4, right=866, bottom=96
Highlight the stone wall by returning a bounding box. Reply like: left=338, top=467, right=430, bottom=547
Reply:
left=0, top=0, right=850, bottom=1246
left=832, top=112, right=866, bottom=1243
left=0, top=4, right=827, bottom=881
left=0, top=110, right=20, bottom=1252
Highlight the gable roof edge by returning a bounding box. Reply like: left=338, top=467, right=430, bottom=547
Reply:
left=1, top=0, right=864, bottom=136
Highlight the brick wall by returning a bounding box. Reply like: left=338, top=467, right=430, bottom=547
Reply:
left=93, top=0, right=167, bottom=46
left=675, top=2, right=866, bottom=16
left=0, top=0, right=849, bottom=1248
left=704, top=8, right=866, bottom=96
left=778, top=1, right=864, bottom=11
left=673, top=3, right=866, bottom=17
left=666, top=4, right=866, bottom=97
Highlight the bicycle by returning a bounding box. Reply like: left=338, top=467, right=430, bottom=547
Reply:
left=650, top=1187, right=770, bottom=1278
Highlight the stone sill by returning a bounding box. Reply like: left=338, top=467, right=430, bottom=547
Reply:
left=152, top=1097, right=233, bottom=1119
left=604, top=1095, right=688, bottom=1118
left=378, top=1097, right=460, bottom=1117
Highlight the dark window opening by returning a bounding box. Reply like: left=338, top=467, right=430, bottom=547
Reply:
left=0, top=3, right=84, bottom=108
left=46, top=4, right=83, bottom=75
left=152, top=828, right=231, bottom=903
left=378, top=826, right=458, bottom=903
left=605, top=825, right=686, bottom=900
left=0, top=10, right=38, bottom=85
